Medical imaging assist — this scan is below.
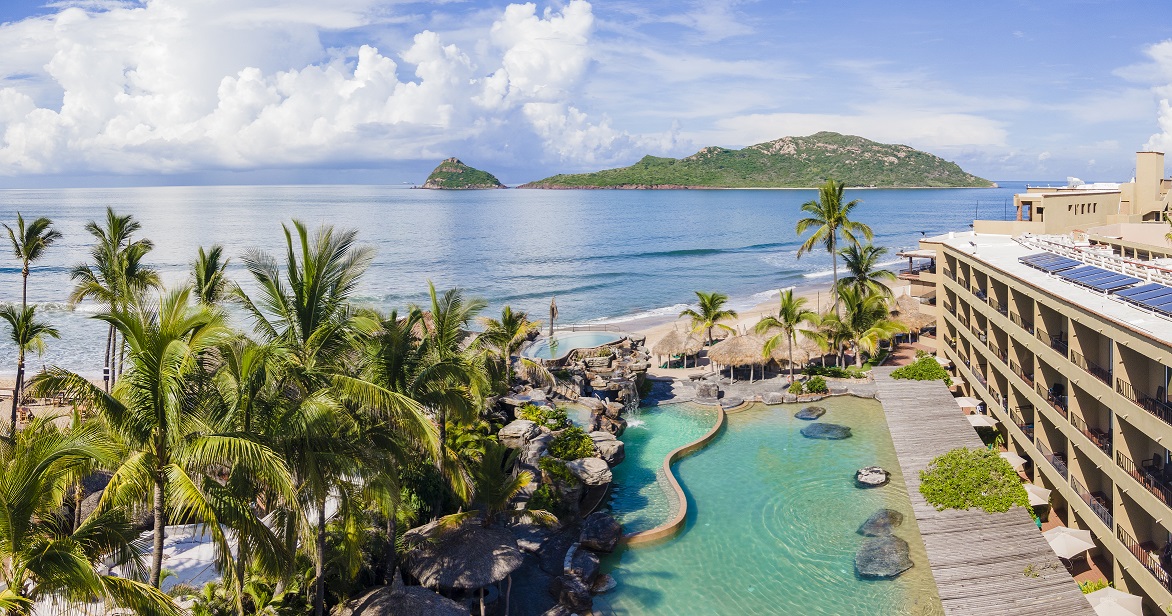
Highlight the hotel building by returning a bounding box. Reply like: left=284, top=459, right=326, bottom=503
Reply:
left=907, top=151, right=1172, bottom=613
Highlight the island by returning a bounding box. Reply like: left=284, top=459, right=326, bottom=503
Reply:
left=518, top=132, right=993, bottom=189
left=420, top=157, right=506, bottom=189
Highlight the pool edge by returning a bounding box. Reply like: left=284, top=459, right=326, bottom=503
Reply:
left=620, top=403, right=728, bottom=547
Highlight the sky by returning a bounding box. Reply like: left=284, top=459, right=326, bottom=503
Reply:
left=0, top=0, right=1171, bottom=187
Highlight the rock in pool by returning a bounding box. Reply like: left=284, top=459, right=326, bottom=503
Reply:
left=761, top=392, right=786, bottom=405
left=858, top=509, right=904, bottom=537
left=855, top=466, right=890, bottom=488
left=579, top=512, right=622, bottom=553
left=800, top=423, right=852, bottom=440
left=855, top=536, right=913, bottom=579
left=794, top=405, right=827, bottom=420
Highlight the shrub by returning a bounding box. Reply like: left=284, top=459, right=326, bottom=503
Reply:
left=548, top=426, right=596, bottom=460
left=919, top=448, right=1029, bottom=514
left=528, top=483, right=562, bottom=514
left=539, top=456, right=578, bottom=484
left=788, top=380, right=804, bottom=395
left=890, top=356, right=952, bottom=385
left=519, top=404, right=571, bottom=430
left=1078, top=578, right=1111, bottom=594
left=803, top=365, right=867, bottom=379
left=806, top=376, right=828, bottom=394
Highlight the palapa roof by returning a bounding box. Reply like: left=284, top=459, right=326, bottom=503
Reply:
left=683, top=333, right=705, bottom=354
left=651, top=328, right=685, bottom=356
left=707, top=334, right=767, bottom=366
left=892, top=294, right=935, bottom=330
left=342, top=573, right=466, bottom=616
left=403, top=519, right=523, bottom=591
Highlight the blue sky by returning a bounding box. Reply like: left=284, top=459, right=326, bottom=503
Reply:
left=0, top=0, right=1170, bottom=186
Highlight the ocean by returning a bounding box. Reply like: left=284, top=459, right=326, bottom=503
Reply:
left=0, top=183, right=1027, bottom=375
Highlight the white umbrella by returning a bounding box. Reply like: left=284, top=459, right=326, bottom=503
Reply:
left=1086, top=587, right=1143, bottom=616
left=949, top=375, right=966, bottom=388
left=1000, top=451, right=1027, bottom=470
left=935, top=356, right=952, bottom=367
left=1043, top=526, right=1096, bottom=560
left=1023, top=483, right=1051, bottom=507
left=967, top=414, right=999, bottom=428
left=955, top=396, right=982, bottom=409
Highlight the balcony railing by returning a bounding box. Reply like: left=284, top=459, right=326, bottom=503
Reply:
left=1038, top=440, right=1069, bottom=480
left=989, top=298, right=1009, bottom=316
left=1116, top=378, right=1172, bottom=429
left=898, top=263, right=935, bottom=278
left=971, top=324, right=987, bottom=344
left=1070, top=413, right=1112, bottom=456
left=1009, top=360, right=1034, bottom=387
left=1036, top=382, right=1068, bottom=418
left=1049, top=334, right=1069, bottom=355
left=1070, top=350, right=1112, bottom=386
left=1010, top=406, right=1035, bottom=440
left=1118, top=526, right=1172, bottom=593
left=972, top=364, right=988, bottom=388
left=1117, top=450, right=1172, bottom=507
left=1071, top=476, right=1112, bottom=529
left=1009, top=312, right=1034, bottom=335
left=988, top=343, right=1008, bottom=365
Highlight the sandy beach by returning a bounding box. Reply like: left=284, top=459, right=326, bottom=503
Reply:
left=628, top=278, right=913, bottom=379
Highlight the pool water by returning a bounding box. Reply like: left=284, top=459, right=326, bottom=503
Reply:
left=598, top=398, right=944, bottom=615
left=522, top=331, right=623, bottom=360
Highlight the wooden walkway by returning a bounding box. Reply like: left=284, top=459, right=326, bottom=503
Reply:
left=873, top=367, right=1094, bottom=615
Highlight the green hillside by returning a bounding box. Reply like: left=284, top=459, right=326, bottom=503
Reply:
left=518, top=132, right=993, bottom=189
left=421, top=158, right=506, bottom=189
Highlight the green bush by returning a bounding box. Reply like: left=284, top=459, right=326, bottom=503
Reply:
left=1078, top=578, right=1111, bottom=594
left=528, top=483, right=562, bottom=514
left=539, top=456, right=578, bottom=484
left=806, top=376, right=828, bottom=394
left=803, top=365, right=867, bottom=379
left=890, top=356, right=952, bottom=385
left=548, top=426, right=596, bottom=460
left=788, top=380, right=804, bottom=395
left=919, top=448, right=1029, bottom=513
left=518, top=404, right=571, bottom=430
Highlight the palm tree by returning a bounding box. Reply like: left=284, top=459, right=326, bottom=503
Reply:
left=831, top=286, right=907, bottom=367
left=838, top=243, right=897, bottom=298
left=70, top=208, right=160, bottom=389
left=4, top=213, right=61, bottom=309
left=1, top=305, right=59, bottom=434
left=193, top=244, right=230, bottom=306
left=755, top=289, right=815, bottom=382
left=478, top=305, right=539, bottom=392
left=0, top=418, right=180, bottom=616
left=235, top=221, right=434, bottom=616
left=795, top=179, right=874, bottom=313
left=31, top=287, right=292, bottom=589
left=679, top=290, right=738, bottom=347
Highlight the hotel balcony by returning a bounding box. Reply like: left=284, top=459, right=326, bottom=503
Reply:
left=1038, top=439, right=1069, bottom=480
left=1069, top=413, right=1111, bottom=457
left=1070, top=349, right=1112, bottom=387
left=1036, top=381, right=1069, bottom=419
left=1116, top=378, right=1172, bottom=429
left=1118, top=527, right=1172, bottom=595
left=1070, top=475, right=1113, bottom=529
left=898, top=262, right=935, bottom=281
left=1009, top=311, right=1034, bottom=335
left=1116, top=450, right=1172, bottom=507
left=1010, top=406, right=1035, bottom=441
left=1009, top=359, right=1034, bottom=388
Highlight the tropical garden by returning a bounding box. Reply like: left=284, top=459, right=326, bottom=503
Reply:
left=0, top=211, right=553, bottom=615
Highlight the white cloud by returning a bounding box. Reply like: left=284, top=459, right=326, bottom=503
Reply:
left=1133, top=40, right=1172, bottom=152
left=1038, top=151, right=1051, bottom=161
left=0, top=0, right=652, bottom=175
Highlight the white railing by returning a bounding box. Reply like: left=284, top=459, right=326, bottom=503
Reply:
left=1016, top=234, right=1172, bottom=287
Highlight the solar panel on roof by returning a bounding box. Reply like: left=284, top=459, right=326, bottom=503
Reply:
left=1082, top=276, right=1140, bottom=292
left=1058, top=266, right=1101, bottom=279
left=1133, top=296, right=1172, bottom=315
left=1115, top=284, right=1164, bottom=297
left=1126, top=287, right=1172, bottom=303
left=1032, top=258, right=1082, bottom=273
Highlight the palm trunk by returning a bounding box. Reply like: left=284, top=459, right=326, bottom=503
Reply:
left=150, top=471, right=166, bottom=587
left=383, top=505, right=398, bottom=584
left=855, top=341, right=863, bottom=367
left=21, top=266, right=28, bottom=310
left=103, top=325, right=114, bottom=391
left=9, top=349, right=23, bottom=436
left=788, top=335, right=794, bottom=382
left=434, top=411, right=446, bottom=517
left=315, top=499, right=327, bottom=616
left=235, top=539, right=248, bottom=616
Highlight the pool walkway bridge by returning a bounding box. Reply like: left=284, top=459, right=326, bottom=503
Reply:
left=873, top=367, right=1094, bottom=615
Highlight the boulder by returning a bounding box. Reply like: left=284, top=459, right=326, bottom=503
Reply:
left=589, top=378, right=608, bottom=390
left=604, top=402, right=624, bottom=419
left=598, top=416, right=627, bottom=437
left=591, top=574, right=617, bottom=594
left=794, top=406, right=827, bottom=420
left=584, top=356, right=612, bottom=369
left=550, top=575, right=593, bottom=613
left=762, top=392, right=786, bottom=405
left=569, top=549, right=601, bottom=586
left=579, top=512, right=622, bottom=553
left=858, top=509, right=905, bottom=537
left=783, top=393, right=798, bottom=403
left=538, top=530, right=579, bottom=575
left=855, top=466, right=890, bottom=488
left=696, top=382, right=719, bottom=400
left=589, top=432, right=625, bottom=466
left=800, top=423, right=852, bottom=440
left=579, top=397, right=606, bottom=412
left=855, top=536, right=913, bottom=579
left=628, top=334, right=646, bottom=346
left=528, top=390, right=548, bottom=402
left=499, top=420, right=540, bottom=449
left=566, top=457, right=612, bottom=486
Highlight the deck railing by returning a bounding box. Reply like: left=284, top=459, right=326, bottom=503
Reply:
left=989, top=298, right=1009, bottom=315
left=973, top=287, right=988, bottom=301
left=1010, top=406, right=1035, bottom=440
left=1049, top=334, right=1069, bottom=355
left=1070, top=350, right=1112, bottom=386
left=1117, top=450, right=1172, bottom=506
left=1009, top=359, right=1034, bottom=387
left=1069, top=413, right=1111, bottom=456
left=1036, top=382, right=1068, bottom=418
left=1038, top=440, right=1069, bottom=480
left=988, top=342, right=1008, bottom=365
left=1118, top=526, right=1172, bottom=593
left=1009, top=312, right=1034, bottom=335
left=1116, top=378, right=1172, bottom=429
left=1071, top=476, right=1113, bottom=529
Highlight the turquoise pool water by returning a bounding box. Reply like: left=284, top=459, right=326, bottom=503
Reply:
left=598, top=398, right=944, bottom=615
left=522, top=331, right=624, bottom=360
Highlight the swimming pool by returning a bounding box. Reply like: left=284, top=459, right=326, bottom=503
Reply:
left=521, top=331, right=624, bottom=360
left=598, top=398, right=944, bottom=615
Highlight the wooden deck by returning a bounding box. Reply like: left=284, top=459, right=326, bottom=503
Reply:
left=873, top=367, right=1094, bottom=615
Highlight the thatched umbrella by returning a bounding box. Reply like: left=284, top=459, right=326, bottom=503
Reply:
left=403, top=519, right=524, bottom=615
left=652, top=328, right=685, bottom=368
left=707, top=335, right=767, bottom=382
left=797, top=336, right=824, bottom=366
left=343, top=571, right=466, bottom=616
left=683, top=333, right=705, bottom=369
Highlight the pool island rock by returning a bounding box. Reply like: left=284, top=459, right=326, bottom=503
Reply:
left=855, top=536, right=914, bottom=579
